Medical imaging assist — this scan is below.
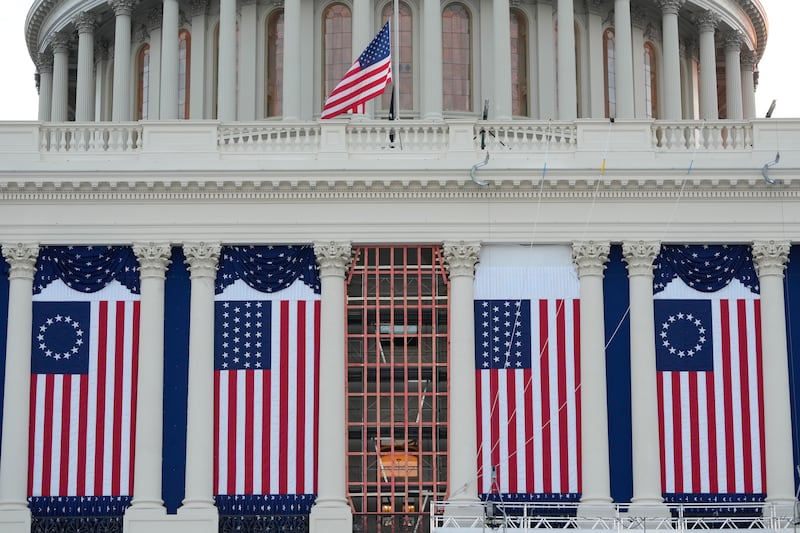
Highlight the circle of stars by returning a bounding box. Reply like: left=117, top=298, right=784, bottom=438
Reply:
left=37, top=314, right=84, bottom=361
left=660, top=311, right=707, bottom=359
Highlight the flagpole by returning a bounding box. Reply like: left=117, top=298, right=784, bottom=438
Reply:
left=393, top=0, right=399, bottom=122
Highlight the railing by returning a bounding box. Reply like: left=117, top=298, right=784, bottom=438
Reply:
left=218, top=123, right=321, bottom=153
left=652, top=121, right=753, bottom=151
left=432, top=501, right=799, bottom=531
left=39, top=123, right=142, bottom=152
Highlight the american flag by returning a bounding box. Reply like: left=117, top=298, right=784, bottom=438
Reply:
left=654, top=245, right=765, bottom=499
left=474, top=247, right=581, bottom=498
left=28, top=291, right=140, bottom=498
left=320, top=22, right=392, bottom=119
left=214, top=293, right=320, bottom=495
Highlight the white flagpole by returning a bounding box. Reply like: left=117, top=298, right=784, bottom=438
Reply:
left=393, top=0, right=400, bottom=121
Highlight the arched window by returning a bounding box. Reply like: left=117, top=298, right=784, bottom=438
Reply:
left=644, top=42, right=658, bottom=119
left=322, top=3, right=352, bottom=109
left=510, top=8, right=528, bottom=116
left=178, top=30, right=191, bottom=119
left=266, top=9, right=284, bottom=118
left=603, top=28, right=616, bottom=118
left=442, top=3, right=472, bottom=112
left=381, top=2, right=413, bottom=113
left=136, top=44, right=151, bottom=120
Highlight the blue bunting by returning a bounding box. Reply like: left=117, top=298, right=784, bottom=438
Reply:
left=216, top=245, right=320, bottom=295
left=654, top=245, right=758, bottom=295
left=34, top=246, right=140, bottom=294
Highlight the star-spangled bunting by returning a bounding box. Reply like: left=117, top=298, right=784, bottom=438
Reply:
left=477, top=300, right=532, bottom=370
left=34, top=246, right=140, bottom=295
left=216, top=245, right=320, bottom=295
left=654, top=244, right=758, bottom=294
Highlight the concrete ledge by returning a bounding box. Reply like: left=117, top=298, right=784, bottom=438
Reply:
left=0, top=506, right=31, bottom=533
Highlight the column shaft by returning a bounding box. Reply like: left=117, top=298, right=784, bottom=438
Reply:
left=111, top=0, right=134, bottom=121
left=741, top=51, right=756, bottom=119
left=0, top=245, right=39, bottom=509
left=697, top=12, right=719, bottom=121
left=310, top=242, right=352, bottom=533
left=536, top=1, right=556, bottom=119
left=282, top=0, right=301, bottom=120
left=443, top=242, right=481, bottom=504
left=37, top=55, right=53, bottom=122
left=724, top=32, right=743, bottom=120
left=752, top=241, right=795, bottom=505
left=572, top=242, right=613, bottom=510
left=586, top=9, right=605, bottom=118
left=614, top=0, right=635, bottom=118
left=51, top=35, right=71, bottom=122
left=217, top=0, right=237, bottom=120
left=351, top=0, right=373, bottom=119
left=160, top=0, right=180, bottom=119
left=659, top=1, right=685, bottom=120
left=622, top=241, right=666, bottom=513
left=422, top=0, right=443, bottom=120
left=189, top=1, right=208, bottom=119
left=493, top=0, right=512, bottom=120
left=557, top=0, right=577, bottom=120
left=75, top=14, right=96, bottom=122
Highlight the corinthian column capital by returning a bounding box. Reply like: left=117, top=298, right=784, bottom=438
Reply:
left=314, top=241, right=353, bottom=277
left=109, top=0, right=136, bottom=17
left=443, top=241, right=481, bottom=278
left=656, top=0, right=685, bottom=16
left=183, top=242, right=221, bottom=279
left=74, top=12, right=97, bottom=34
left=572, top=241, right=611, bottom=277
left=752, top=240, right=791, bottom=278
left=50, top=32, right=72, bottom=54
left=189, top=0, right=209, bottom=16
left=622, top=240, right=661, bottom=277
left=723, top=30, right=744, bottom=52
left=133, top=242, right=172, bottom=278
left=695, top=10, right=720, bottom=32
left=2, top=243, right=40, bottom=279
left=37, top=52, right=54, bottom=74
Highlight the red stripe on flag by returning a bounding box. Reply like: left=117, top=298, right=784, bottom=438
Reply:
left=505, top=370, right=518, bottom=493
left=719, top=300, right=736, bottom=492
left=226, top=370, right=237, bottom=495
left=112, top=302, right=125, bottom=495
left=656, top=371, right=667, bottom=493
left=523, top=369, right=535, bottom=493
left=313, top=300, right=321, bottom=493
left=688, top=371, right=700, bottom=492
left=28, top=374, right=38, bottom=496
left=94, top=301, right=109, bottom=495
left=475, top=371, right=485, bottom=491
left=213, top=371, right=220, bottom=493
left=296, top=300, right=307, bottom=493
left=244, top=369, right=255, bottom=494
left=573, top=299, right=582, bottom=493
left=489, top=369, right=500, bottom=491
left=705, top=372, right=718, bottom=493
left=262, top=368, right=272, bottom=493
left=671, top=374, right=683, bottom=493
left=556, top=300, right=569, bottom=492
left=42, top=374, right=55, bottom=496
left=279, top=300, right=290, bottom=493
left=59, top=374, right=72, bottom=496
left=129, top=300, right=140, bottom=496
left=736, top=300, right=754, bottom=493
left=754, top=300, right=767, bottom=489
left=538, top=300, right=552, bottom=493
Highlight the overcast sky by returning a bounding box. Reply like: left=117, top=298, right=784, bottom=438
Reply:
left=0, top=0, right=796, bottom=120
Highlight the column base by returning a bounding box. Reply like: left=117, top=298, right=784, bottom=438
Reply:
left=175, top=502, right=219, bottom=533
left=624, top=500, right=672, bottom=529
left=309, top=499, right=352, bottom=533
left=442, top=496, right=483, bottom=528
left=577, top=499, right=616, bottom=526
left=123, top=504, right=168, bottom=533
left=0, top=504, right=31, bottom=533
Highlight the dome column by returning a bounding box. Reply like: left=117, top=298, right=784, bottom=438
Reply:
left=310, top=242, right=353, bottom=533
left=556, top=0, right=577, bottom=120
left=37, top=54, right=54, bottom=122
left=443, top=242, right=481, bottom=507
left=217, top=0, right=237, bottom=121
left=724, top=31, right=744, bottom=120
left=160, top=0, right=180, bottom=119
left=751, top=241, right=795, bottom=510
left=282, top=0, right=301, bottom=120
left=0, top=244, right=39, bottom=533
left=177, top=242, right=221, bottom=533
left=572, top=242, right=614, bottom=514
left=614, top=0, right=635, bottom=118
left=741, top=50, right=756, bottom=119
left=189, top=0, right=208, bottom=119
left=125, top=244, right=172, bottom=531
left=110, top=0, right=135, bottom=121
left=657, top=0, right=685, bottom=120
left=421, top=0, right=443, bottom=120
left=494, top=0, right=513, bottom=120
left=696, top=11, right=719, bottom=120
left=75, top=13, right=96, bottom=122
left=622, top=241, right=668, bottom=517
left=50, top=33, right=71, bottom=122
left=536, top=0, right=556, bottom=119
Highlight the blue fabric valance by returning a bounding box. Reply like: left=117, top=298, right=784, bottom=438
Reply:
left=653, top=245, right=759, bottom=295
left=216, top=245, right=320, bottom=295
left=28, top=496, right=131, bottom=517
left=34, top=246, right=140, bottom=295
left=215, top=494, right=316, bottom=515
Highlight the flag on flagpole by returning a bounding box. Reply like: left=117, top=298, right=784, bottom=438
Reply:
left=321, top=22, right=392, bottom=120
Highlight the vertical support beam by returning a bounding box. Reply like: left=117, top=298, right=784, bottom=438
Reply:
left=238, top=0, right=258, bottom=121
left=493, top=0, right=513, bottom=120
left=614, top=0, right=635, bottom=118
left=160, top=0, right=180, bottom=119
left=282, top=0, right=301, bottom=120
left=657, top=0, right=685, bottom=120
left=217, top=0, right=237, bottom=121
left=572, top=242, right=614, bottom=514
left=37, top=53, right=54, bottom=122
left=422, top=0, right=443, bottom=120
left=586, top=2, right=606, bottom=119
left=0, top=244, right=38, bottom=533
left=724, top=31, right=744, bottom=120
left=75, top=13, right=96, bottom=122
left=110, top=0, right=135, bottom=122
left=536, top=0, right=556, bottom=119
left=741, top=50, right=756, bottom=119
left=752, top=241, right=795, bottom=510
left=556, top=0, right=577, bottom=120
left=50, top=33, right=71, bottom=122
left=696, top=11, right=719, bottom=121
left=189, top=0, right=208, bottom=120
left=443, top=242, right=481, bottom=506
left=310, top=242, right=353, bottom=533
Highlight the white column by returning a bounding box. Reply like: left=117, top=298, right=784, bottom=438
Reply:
left=696, top=11, right=719, bottom=121
left=75, top=13, right=96, bottom=122
left=536, top=0, right=556, bottom=119
left=422, top=0, right=443, bottom=120
left=586, top=3, right=606, bottom=118
left=443, top=242, right=481, bottom=505
left=572, top=242, right=613, bottom=514
left=614, top=0, right=635, bottom=118
left=557, top=0, right=577, bottom=120
left=723, top=31, right=743, bottom=120
left=282, top=0, right=301, bottom=120
left=622, top=241, right=668, bottom=516
left=178, top=243, right=221, bottom=532
left=160, top=0, right=180, bottom=119
left=350, top=0, right=373, bottom=120
left=0, top=244, right=38, bottom=533
left=658, top=0, right=685, bottom=120
left=751, top=241, right=795, bottom=508
left=50, top=33, right=71, bottom=123
left=217, top=0, right=237, bottom=121
left=189, top=0, right=208, bottom=120
left=741, top=50, right=756, bottom=119
left=127, top=244, right=171, bottom=519
left=630, top=12, right=646, bottom=118
left=237, top=0, right=258, bottom=121
left=145, top=8, right=163, bottom=121
left=310, top=242, right=353, bottom=533
left=680, top=40, right=698, bottom=120
left=37, top=54, right=53, bottom=122
left=111, top=0, right=135, bottom=122
left=493, top=0, right=512, bottom=120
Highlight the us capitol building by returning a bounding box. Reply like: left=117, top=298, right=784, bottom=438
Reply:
left=1, top=1, right=799, bottom=533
